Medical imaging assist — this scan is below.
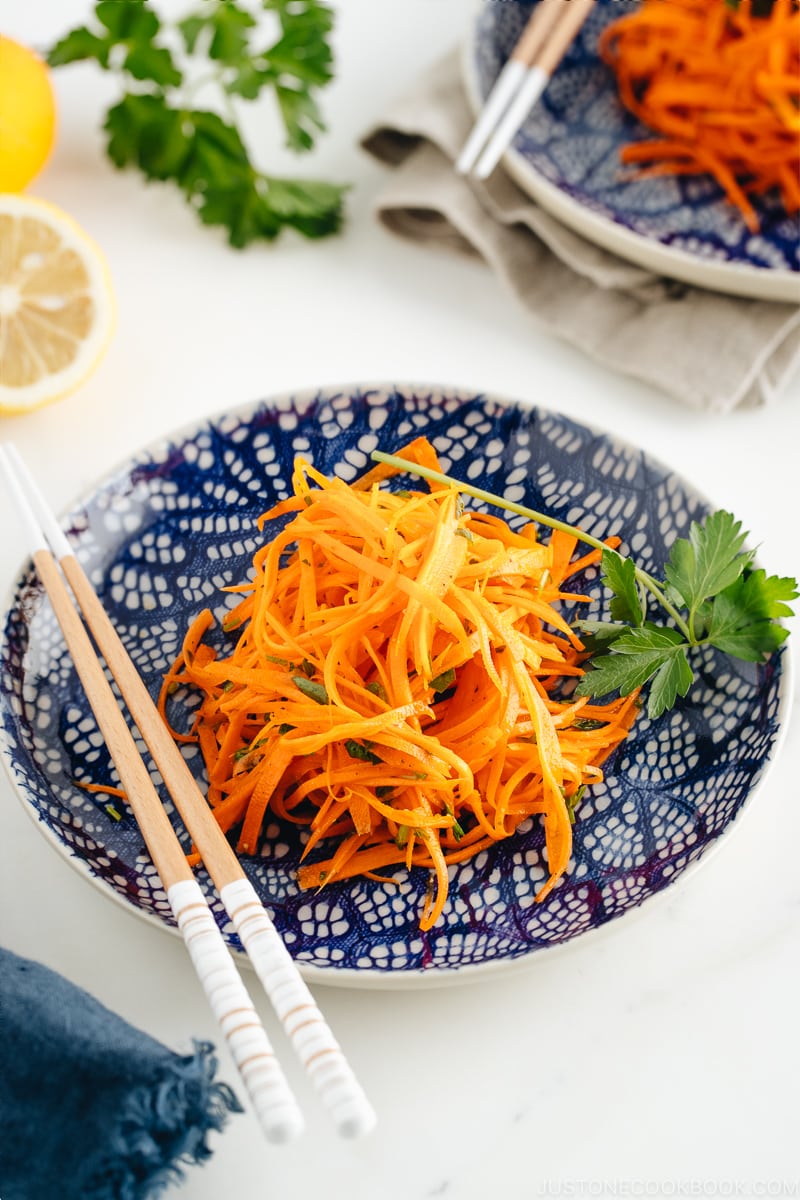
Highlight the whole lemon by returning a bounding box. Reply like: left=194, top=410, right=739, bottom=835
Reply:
left=0, top=35, right=56, bottom=191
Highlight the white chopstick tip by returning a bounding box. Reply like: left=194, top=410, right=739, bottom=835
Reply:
left=262, top=1109, right=305, bottom=1145
left=472, top=64, right=548, bottom=180
left=0, top=443, right=50, bottom=556
left=458, top=0, right=596, bottom=180
left=455, top=59, right=527, bottom=175
left=220, top=876, right=377, bottom=1139
left=2, top=441, right=74, bottom=561
left=335, top=1104, right=378, bottom=1140
left=169, top=879, right=306, bottom=1145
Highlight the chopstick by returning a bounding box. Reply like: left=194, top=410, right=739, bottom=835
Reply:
left=0, top=443, right=377, bottom=1144
left=456, top=0, right=595, bottom=179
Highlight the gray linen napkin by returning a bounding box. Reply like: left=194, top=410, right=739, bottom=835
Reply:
left=361, top=52, right=800, bottom=413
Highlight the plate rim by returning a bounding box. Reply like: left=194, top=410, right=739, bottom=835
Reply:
left=0, top=380, right=794, bottom=989
left=461, top=8, right=800, bottom=304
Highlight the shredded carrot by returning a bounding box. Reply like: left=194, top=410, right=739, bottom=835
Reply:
left=601, top=0, right=800, bottom=231
left=161, top=441, right=639, bottom=930
left=73, top=780, right=128, bottom=821
left=74, top=781, right=129, bottom=800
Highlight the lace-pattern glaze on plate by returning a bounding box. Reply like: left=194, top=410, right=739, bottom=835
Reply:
left=468, top=0, right=799, bottom=294
left=0, top=386, right=789, bottom=984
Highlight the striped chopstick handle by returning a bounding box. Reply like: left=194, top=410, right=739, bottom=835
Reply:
left=221, top=878, right=377, bottom=1139
left=168, top=879, right=304, bottom=1144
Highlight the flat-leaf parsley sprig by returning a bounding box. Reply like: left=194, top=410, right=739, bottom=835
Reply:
left=48, top=0, right=346, bottom=246
left=371, top=451, right=797, bottom=720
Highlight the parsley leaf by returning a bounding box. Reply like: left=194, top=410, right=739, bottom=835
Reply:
left=702, top=570, right=797, bottom=661
left=577, top=513, right=791, bottom=717
left=96, top=0, right=160, bottom=42
left=207, top=4, right=258, bottom=65
left=48, top=27, right=112, bottom=68
left=429, top=667, right=457, bottom=694
left=293, top=676, right=329, bottom=705
left=574, top=619, right=629, bottom=649
left=48, top=0, right=345, bottom=246
left=576, top=624, right=693, bottom=718
left=602, top=549, right=645, bottom=626
left=105, top=94, right=190, bottom=179
left=344, top=739, right=383, bottom=765
left=221, top=0, right=335, bottom=149
left=123, top=42, right=182, bottom=88
left=274, top=83, right=326, bottom=153
left=49, top=1, right=180, bottom=85
left=663, top=510, right=752, bottom=620
left=264, top=0, right=335, bottom=89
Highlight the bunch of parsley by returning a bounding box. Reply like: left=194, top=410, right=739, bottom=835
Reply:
left=48, top=0, right=346, bottom=246
left=573, top=512, right=796, bottom=718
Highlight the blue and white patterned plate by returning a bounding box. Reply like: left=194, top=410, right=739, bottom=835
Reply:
left=464, top=0, right=800, bottom=302
left=0, top=386, right=791, bottom=986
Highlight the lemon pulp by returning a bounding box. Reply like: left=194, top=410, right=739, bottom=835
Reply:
left=0, top=196, right=114, bottom=414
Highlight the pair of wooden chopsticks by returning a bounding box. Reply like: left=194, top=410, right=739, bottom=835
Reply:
left=457, top=0, right=595, bottom=179
left=0, top=443, right=376, bottom=1146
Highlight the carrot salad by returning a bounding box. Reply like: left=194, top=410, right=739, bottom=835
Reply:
left=601, top=0, right=800, bottom=231
left=160, top=439, right=639, bottom=930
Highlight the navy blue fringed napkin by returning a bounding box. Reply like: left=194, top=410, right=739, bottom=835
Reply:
left=0, top=947, right=242, bottom=1200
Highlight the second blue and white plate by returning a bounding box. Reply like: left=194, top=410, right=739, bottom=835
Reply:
left=464, top=0, right=800, bottom=302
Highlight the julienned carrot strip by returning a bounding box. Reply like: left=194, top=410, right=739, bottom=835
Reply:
left=161, top=439, right=640, bottom=931
left=75, top=782, right=128, bottom=801
left=601, top=0, right=800, bottom=231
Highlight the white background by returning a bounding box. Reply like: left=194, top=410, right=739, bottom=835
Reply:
left=1, top=2, right=799, bottom=1198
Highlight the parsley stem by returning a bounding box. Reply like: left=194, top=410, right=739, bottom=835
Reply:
left=371, top=451, right=694, bottom=639
left=634, top=572, right=693, bottom=641
left=371, top=452, right=611, bottom=552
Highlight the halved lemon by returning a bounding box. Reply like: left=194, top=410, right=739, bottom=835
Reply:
left=0, top=195, right=115, bottom=414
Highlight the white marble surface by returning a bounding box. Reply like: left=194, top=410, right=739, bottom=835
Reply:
left=1, top=2, right=799, bottom=1197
